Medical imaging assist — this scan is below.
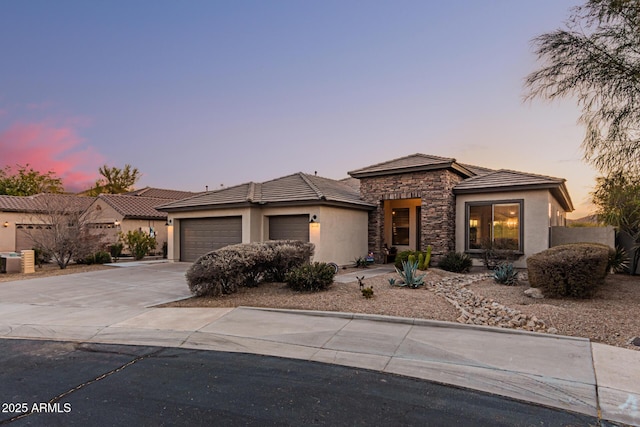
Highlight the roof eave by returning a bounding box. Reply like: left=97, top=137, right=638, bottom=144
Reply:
left=158, top=201, right=254, bottom=213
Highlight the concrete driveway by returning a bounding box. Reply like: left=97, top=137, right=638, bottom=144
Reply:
left=0, top=261, right=638, bottom=426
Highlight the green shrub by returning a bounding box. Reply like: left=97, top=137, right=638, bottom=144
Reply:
left=527, top=243, right=609, bottom=298
left=185, top=241, right=315, bottom=297
left=493, top=262, right=518, bottom=285
left=120, top=230, right=157, bottom=260
left=33, top=247, right=51, bottom=267
left=109, top=243, right=123, bottom=261
left=95, top=251, right=112, bottom=264
left=285, top=262, right=335, bottom=292
left=438, top=252, right=472, bottom=273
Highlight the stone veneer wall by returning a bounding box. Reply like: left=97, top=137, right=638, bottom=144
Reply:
left=359, top=169, right=465, bottom=263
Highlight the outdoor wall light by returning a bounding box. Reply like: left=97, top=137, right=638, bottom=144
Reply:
left=3, top=221, right=8, bottom=228
left=309, top=215, right=318, bottom=223
left=165, top=219, right=173, bottom=226
left=114, top=220, right=121, bottom=227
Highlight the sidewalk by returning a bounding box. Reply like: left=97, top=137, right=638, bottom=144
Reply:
left=0, top=262, right=638, bottom=425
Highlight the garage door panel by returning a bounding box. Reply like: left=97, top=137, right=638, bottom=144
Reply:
left=180, top=217, right=242, bottom=262
left=269, top=215, right=309, bottom=242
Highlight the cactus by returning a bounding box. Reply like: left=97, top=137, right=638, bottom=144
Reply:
left=417, top=253, right=425, bottom=270
left=408, top=254, right=416, bottom=266
left=424, top=245, right=432, bottom=269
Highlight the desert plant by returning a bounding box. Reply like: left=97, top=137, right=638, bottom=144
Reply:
left=608, top=245, right=629, bottom=273
left=119, top=230, right=157, bottom=260
left=438, top=252, right=472, bottom=273
left=353, top=256, right=369, bottom=268
left=394, top=259, right=425, bottom=288
left=417, top=253, right=424, bottom=270
left=493, top=262, right=518, bottom=286
left=285, top=262, right=335, bottom=292
left=387, top=277, right=396, bottom=286
left=93, top=251, right=112, bottom=264
left=361, top=286, right=374, bottom=299
left=527, top=243, right=609, bottom=298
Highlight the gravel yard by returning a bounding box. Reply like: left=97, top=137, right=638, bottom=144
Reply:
left=167, top=266, right=640, bottom=351
left=2, top=262, right=638, bottom=351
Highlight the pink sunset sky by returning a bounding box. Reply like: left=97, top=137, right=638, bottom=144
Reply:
left=1, top=0, right=597, bottom=218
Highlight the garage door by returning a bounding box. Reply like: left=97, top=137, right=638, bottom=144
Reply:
left=180, top=217, right=242, bottom=262
left=268, top=215, right=309, bottom=242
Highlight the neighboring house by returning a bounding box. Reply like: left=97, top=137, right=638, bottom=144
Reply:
left=157, top=173, right=375, bottom=264
left=0, top=194, right=95, bottom=252
left=159, top=153, right=574, bottom=267
left=0, top=188, right=199, bottom=254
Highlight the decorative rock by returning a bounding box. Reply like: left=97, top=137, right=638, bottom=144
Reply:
left=547, top=327, right=558, bottom=334
left=524, top=288, right=544, bottom=299
left=631, top=337, right=640, bottom=347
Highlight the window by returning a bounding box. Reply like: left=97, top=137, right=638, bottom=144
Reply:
left=391, top=208, right=410, bottom=245
left=466, top=200, right=522, bottom=252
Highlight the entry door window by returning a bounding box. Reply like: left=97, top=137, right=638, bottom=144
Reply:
left=392, top=208, right=410, bottom=245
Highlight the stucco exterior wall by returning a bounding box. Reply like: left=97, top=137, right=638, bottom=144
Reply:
left=316, top=206, right=368, bottom=265
left=358, top=169, right=464, bottom=262
left=550, top=226, right=615, bottom=249
left=165, top=204, right=368, bottom=266
left=0, top=212, right=24, bottom=252
left=455, top=189, right=556, bottom=268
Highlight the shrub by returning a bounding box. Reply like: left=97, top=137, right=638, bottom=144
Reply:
left=493, top=262, right=518, bottom=285
left=33, top=247, right=51, bottom=268
left=263, top=240, right=314, bottom=282
left=285, top=262, right=335, bottom=292
left=527, top=243, right=609, bottom=298
left=93, top=251, right=112, bottom=264
left=361, top=286, right=374, bottom=298
left=120, top=230, right=157, bottom=260
left=438, top=252, right=472, bottom=273
left=353, top=256, right=369, bottom=268
left=185, top=241, right=315, bottom=297
left=109, top=243, right=123, bottom=262
left=482, top=248, right=520, bottom=270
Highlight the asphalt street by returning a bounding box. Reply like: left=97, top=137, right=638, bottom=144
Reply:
left=0, top=339, right=598, bottom=427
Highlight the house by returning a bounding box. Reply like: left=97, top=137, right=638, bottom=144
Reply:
left=157, top=173, right=374, bottom=264
left=0, top=188, right=199, bottom=254
left=0, top=194, right=96, bottom=252
left=159, top=153, right=574, bottom=267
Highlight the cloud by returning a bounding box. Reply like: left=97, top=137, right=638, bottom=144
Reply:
left=0, top=121, right=105, bottom=192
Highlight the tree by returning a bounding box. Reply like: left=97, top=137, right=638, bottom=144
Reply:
left=592, top=171, right=640, bottom=274
left=19, top=195, right=106, bottom=269
left=0, top=164, right=64, bottom=195
left=525, top=0, right=640, bottom=174
left=88, top=164, right=140, bottom=195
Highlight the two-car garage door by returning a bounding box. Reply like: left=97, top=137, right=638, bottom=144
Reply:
left=180, top=217, right=242, bottom=262
left=179, top=214, right=309, bottom=262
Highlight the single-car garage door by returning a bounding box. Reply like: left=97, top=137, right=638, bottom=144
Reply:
left=180, top=217, right=242, bottom=262
left=268, top=215, right=309, bottom=242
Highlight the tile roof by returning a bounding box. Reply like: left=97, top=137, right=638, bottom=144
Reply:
left=124, top=187, right=201, bottom=200
left=97, top=194, right=174, bottom=219
left=348, top=153, right=474, bottom=178
left=454, top=169, right=574, bottom=211
left=157, top=173, right=375, bottom=211
left=0, top=194, right=94, bottom=213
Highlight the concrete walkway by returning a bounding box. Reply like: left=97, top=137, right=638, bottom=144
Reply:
left=0, top=262, right=638, bottom=426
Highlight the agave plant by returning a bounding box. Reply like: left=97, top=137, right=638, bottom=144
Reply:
left=493, top=262, right=518, bottom=285
left=394, top=260, right=426, bottom=288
